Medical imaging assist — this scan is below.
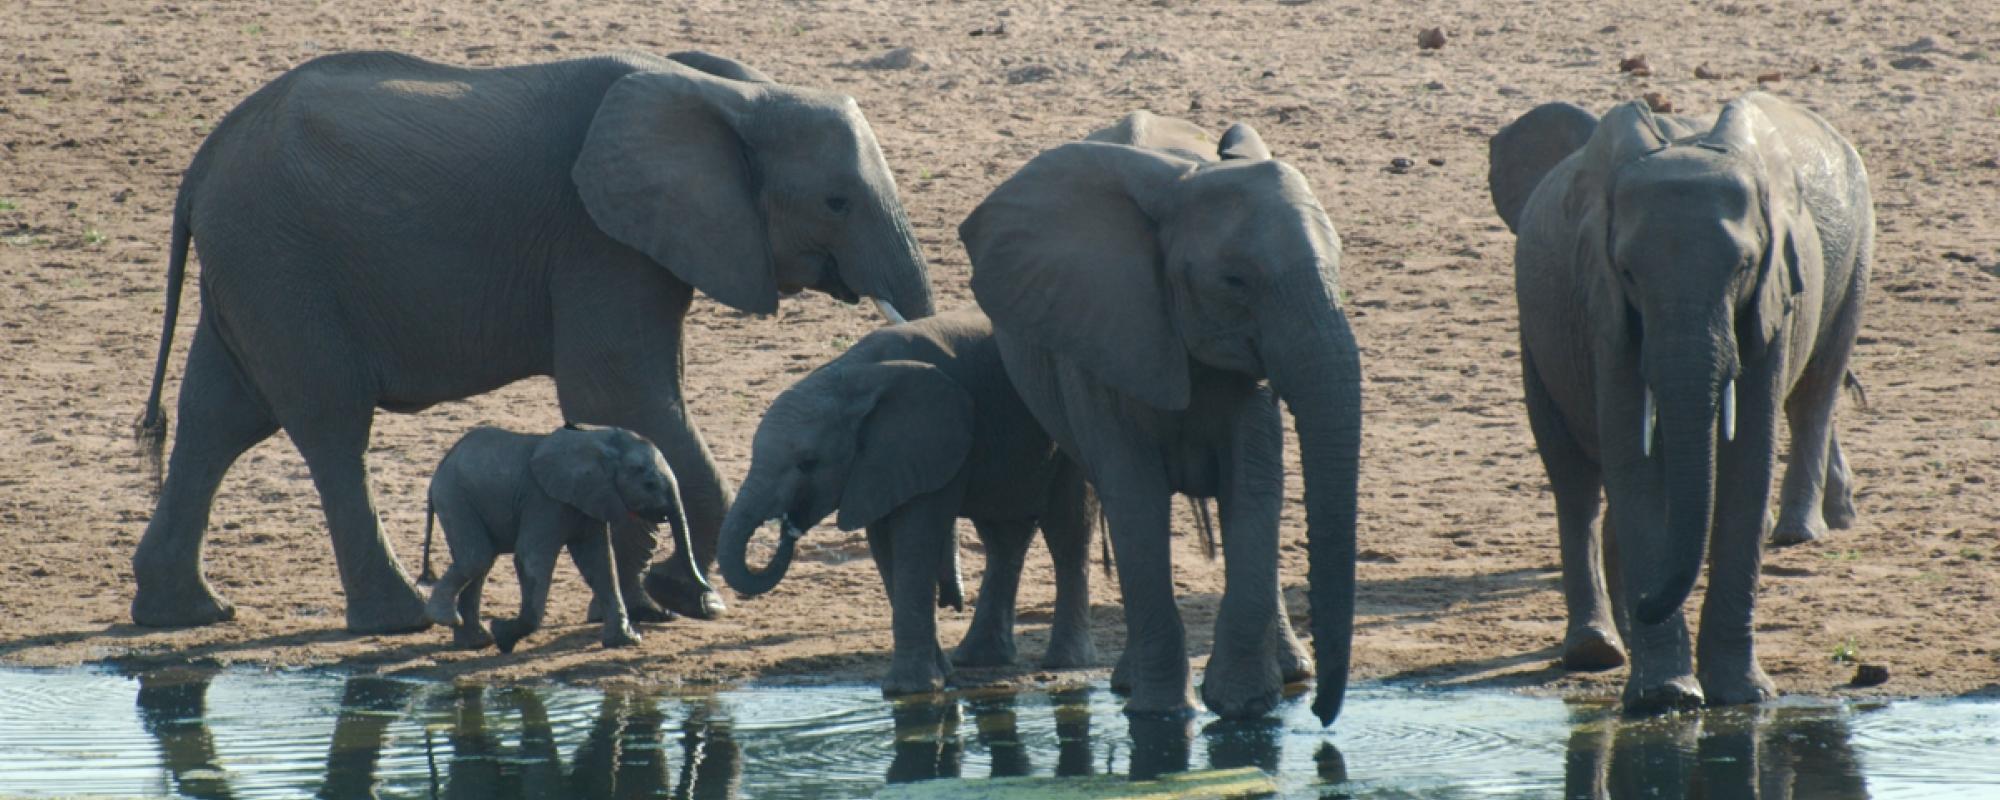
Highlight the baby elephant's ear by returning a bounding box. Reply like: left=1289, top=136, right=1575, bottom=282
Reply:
left=836, top=361, right=975, bottom=531
left=531, top=428, right=627, bottom=523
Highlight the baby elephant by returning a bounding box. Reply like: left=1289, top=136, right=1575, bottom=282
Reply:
left=419, top=425, right=708, bottom=653
left=717, top=310, right=1096, bottom=695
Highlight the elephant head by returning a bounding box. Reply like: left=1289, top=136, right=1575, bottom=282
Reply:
left=958, top=141, right=1362, bottom=725
left=572, top=61, right=933, bottom=322
left=532, top=426, right=689, bottom=536
left=717, top=359, right=974, bottom=596
left=1493, top=98, right=1816, bottom=625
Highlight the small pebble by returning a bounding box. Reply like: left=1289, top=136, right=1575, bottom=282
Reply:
left=1642, top=92, right=1674, bottom=113
left=1757, top=71, right=1784, bottom=84
left=1427, top=156, right=1447, bottom=167
left=1619, top=55, right=1652, bottom=76
left=1417, top=27, right=1447, bottom=50
left=1388, top=157, right=1415, bottom=174
left=1695, top=63, right=1724, bottom=80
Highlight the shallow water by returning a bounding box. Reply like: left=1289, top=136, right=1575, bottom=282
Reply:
left=0, top=667, right=1994, bottom=798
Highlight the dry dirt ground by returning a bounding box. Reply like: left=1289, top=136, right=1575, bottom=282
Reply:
left=2, top=0, right=1996, bottom=704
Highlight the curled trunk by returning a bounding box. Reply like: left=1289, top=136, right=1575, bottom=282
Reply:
left=1267, top=305, right=1364, bottom=727
left=715, top=479, right=800, bottom=597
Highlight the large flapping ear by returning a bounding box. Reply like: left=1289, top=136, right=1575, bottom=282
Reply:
left=531, top=427, right=628, bottom=523
left=665, top=51, right=774, bottom=83
left=1216, top=122, right=1272, bottom=161
left=1487, top=102, right=1599, bottom=233
left=1707, top=99, right=1815, bottom=358
left=960, top=142, right=1198, bottom=410
left=835, top=361, right=975, bottom=531
left=1085, top=110, right=1216, bottom=162
left=573, top=66, right=780, bottom=315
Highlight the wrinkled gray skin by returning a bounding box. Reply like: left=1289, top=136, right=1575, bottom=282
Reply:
left=130, top=50, right=932, bottom=633
left=1490, top=93, right=1871, bottom=714
left=961, top=112, right=1362, bottom=724
left=420, top=426, right=702, bottom=653
left=718, top=311, right=1097, bottom=695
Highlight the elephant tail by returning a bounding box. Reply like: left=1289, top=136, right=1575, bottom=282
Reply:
left=1097, top=504, right=1114, bottom=579
left=418, top=496, right=438, bottom=585
left=1843, top=369, right=1870, bottom=410
left=1187, top=495, right=1217, bottom=562
left=134, top=193, right=192, bottom=493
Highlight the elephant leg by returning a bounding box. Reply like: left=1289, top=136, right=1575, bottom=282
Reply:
left=423, top=492, right=491, bottom=629
left=1608, top=501, right=1702, bottom=714
left=1096, top=463, right=1191, bottom=717
left=586, top=518, right=672, bottom=624
left=953, top=518, right=1032, bottom=668
left=451, top=562, right=495, bottom=650
left=551, top=279, right=726, bottom=621
left=1697, top=366, right=1781, bottom=706
left=1822, top=432, right=1857, bottom=530
left=880, top=494, right=961, bottom=696
left=285, top=411, right=429, bottom=634
left=132, top=320, right=278, bottom=627
left=1523, top=351, right=1624, bottom=670
left=571, top=528, right=642, bottom=649
left=938, top=541, right=966, bottom=613
left=493, top=540, right=558, bottom=654
left=1201, top=391, right=1287, bottom=721
left=1773, top=285, right=1865, bottom=546
left=1038, top=460, right=1097, bottom=670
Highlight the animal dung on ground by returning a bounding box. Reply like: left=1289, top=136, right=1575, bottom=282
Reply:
left=1642, top=92, right=1674, bottom=113
left=1618, top=55, right=1652, bottom=76
left=1387, top=157, right=1415, bottom=174
left=1852, top=663, right=1891, bottom=687
left=1417, top=27, right=1447, bottom=50
left=1695, top=63, right=1725, bottom=80
left=1756, top=71, right=1784, bottom=84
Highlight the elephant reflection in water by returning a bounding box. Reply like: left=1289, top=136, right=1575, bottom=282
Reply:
left=132, top=666, right=236, bottom=800
left=428, top=687, right=741, bottom=800
left=1563, top=703, right=1867, bottom=799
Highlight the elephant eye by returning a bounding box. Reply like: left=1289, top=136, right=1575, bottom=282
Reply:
left=825, top=196, right=850, bottom=214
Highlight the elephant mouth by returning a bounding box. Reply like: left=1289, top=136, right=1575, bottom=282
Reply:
left=631, top=508, right=672, bottom=525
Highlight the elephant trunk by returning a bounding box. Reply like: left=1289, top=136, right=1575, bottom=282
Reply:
left=856, top=203, right=935, bottom=323
left=1633, top=339, right=1727, bottom=626
left=1266, top=298, right=1364, bottom=727
left=716, top=476, right=800, bottom=597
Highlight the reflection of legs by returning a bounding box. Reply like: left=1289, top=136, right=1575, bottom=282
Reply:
left=319, top=677, right=417, bottom=800
left=1560, top=715, right=1612, bottom=800
left=135, top=667, right=235, bottom=800
left=954, top=518, right=1032, bottom=667
left=132, top=322, right=277, bottom=627
left=677, top=700, right=741, bottom=800
left=970, top=696, right=1031, bottom=778
left=886, top=699, right=962, bottom=784
left=1525, top=352, right=1624, bottom=670
left=1039, top=460, right=1097, bottom=669
left=1051, top=687, right=1095, bottom=778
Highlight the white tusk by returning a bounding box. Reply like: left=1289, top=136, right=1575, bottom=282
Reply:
left=872, top=298, right=906, bottom=325
left=1721, top=379, right=1736, bottom=443
left=1642, top=386, right=1657, bottom=458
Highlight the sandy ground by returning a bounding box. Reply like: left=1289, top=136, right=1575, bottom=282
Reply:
left=1, top=0, right=1996, bottom=704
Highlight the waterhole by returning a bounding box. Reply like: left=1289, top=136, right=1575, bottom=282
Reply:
left=0, top=667, right=1993, bottom=798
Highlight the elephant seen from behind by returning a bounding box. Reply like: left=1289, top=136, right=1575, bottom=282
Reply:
left=1489, top=93, right=1872, bottom=713
left=718, top=310, right=1097, bottom=695
left=132, top=49, right=932, bottom=634
left=960, top=111, right=1361, bottom=724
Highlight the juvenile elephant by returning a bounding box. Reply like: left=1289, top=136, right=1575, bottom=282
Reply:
left=131, top=49, right=932, bottom=633
left=960, top=112, right=1362, bottom=724
left=419, top=425, right=702, bottom=653
left=1488, top=93, right=1872, bottom=713
left=717, top=310, right=1097, bottom=695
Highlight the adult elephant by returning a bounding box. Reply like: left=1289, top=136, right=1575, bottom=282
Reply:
left=131, top=50, right=933, bottom=633
left=960, top=111, right=1362, bottom=724
left=1489, top=94, right=1871, bottom=712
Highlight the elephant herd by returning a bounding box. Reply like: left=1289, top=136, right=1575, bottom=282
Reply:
left=130, top=48, right=1872, bottom=725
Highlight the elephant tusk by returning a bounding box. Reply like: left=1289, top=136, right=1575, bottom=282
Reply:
left=872, top=298, right=907, bottom=326
left=1721, top=379, right=1736, bottom=443
left=1642, top=385, right=1657, bottom=458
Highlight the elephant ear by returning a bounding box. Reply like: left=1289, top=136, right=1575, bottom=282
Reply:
left=960, top=142, right=1198, bottom=410
left=1706, top=100, right=1814, bottom=358
left=1488, top=102, right=1599, bottom=233
left=531, top=427, right=627, bottom=524
left=573, top=67, right=780, bottom=315
left=835, top=361, right=975, bottom=531
left=666, top=51, right=774, bottom=83
left=1217, top=122, right=1271, bottom=161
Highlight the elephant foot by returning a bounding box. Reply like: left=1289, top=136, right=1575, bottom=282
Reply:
left=425, top=592, right=464, bottom=629
left=1275, top=632, right=1315, bottom=684
left=951, top=632, right=1017, bottom=668
left=882, top=648, right=950, bottom=696
left=1621, top=674, right=1705, bottom=717
left=491, top=619, right=531, bottom=654
left=588, top=595, right=676, bottom=625
left=643, top=566, right=727, bottom=620
left=1200, top=652, right=1284, bottom=720
left=600, top=625, right=643, bottom=650
left=1561, top=625, right=1627, bottom=672
left=1122, top=682, right=1200, bottom=720
left=1110, top=651, right=1134, bottom=695
left=452, top=624, right=494, bottom=650
left=345, top=580, right=431, bottom=635
left=131, top=579, right=236, bottom=628
left=1700, top=665, right=1777, bottom=707
left=1824, top=493, right=1858, bottom=531
left=1039, top=632, right=1097, bottom=670
left=1769, top=512, right=1828, bottom=548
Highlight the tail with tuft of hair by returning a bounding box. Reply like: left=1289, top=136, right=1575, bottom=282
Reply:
left=134, top=192, right=192, bottom=493
left=418, top=496, right=439, bottom=585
